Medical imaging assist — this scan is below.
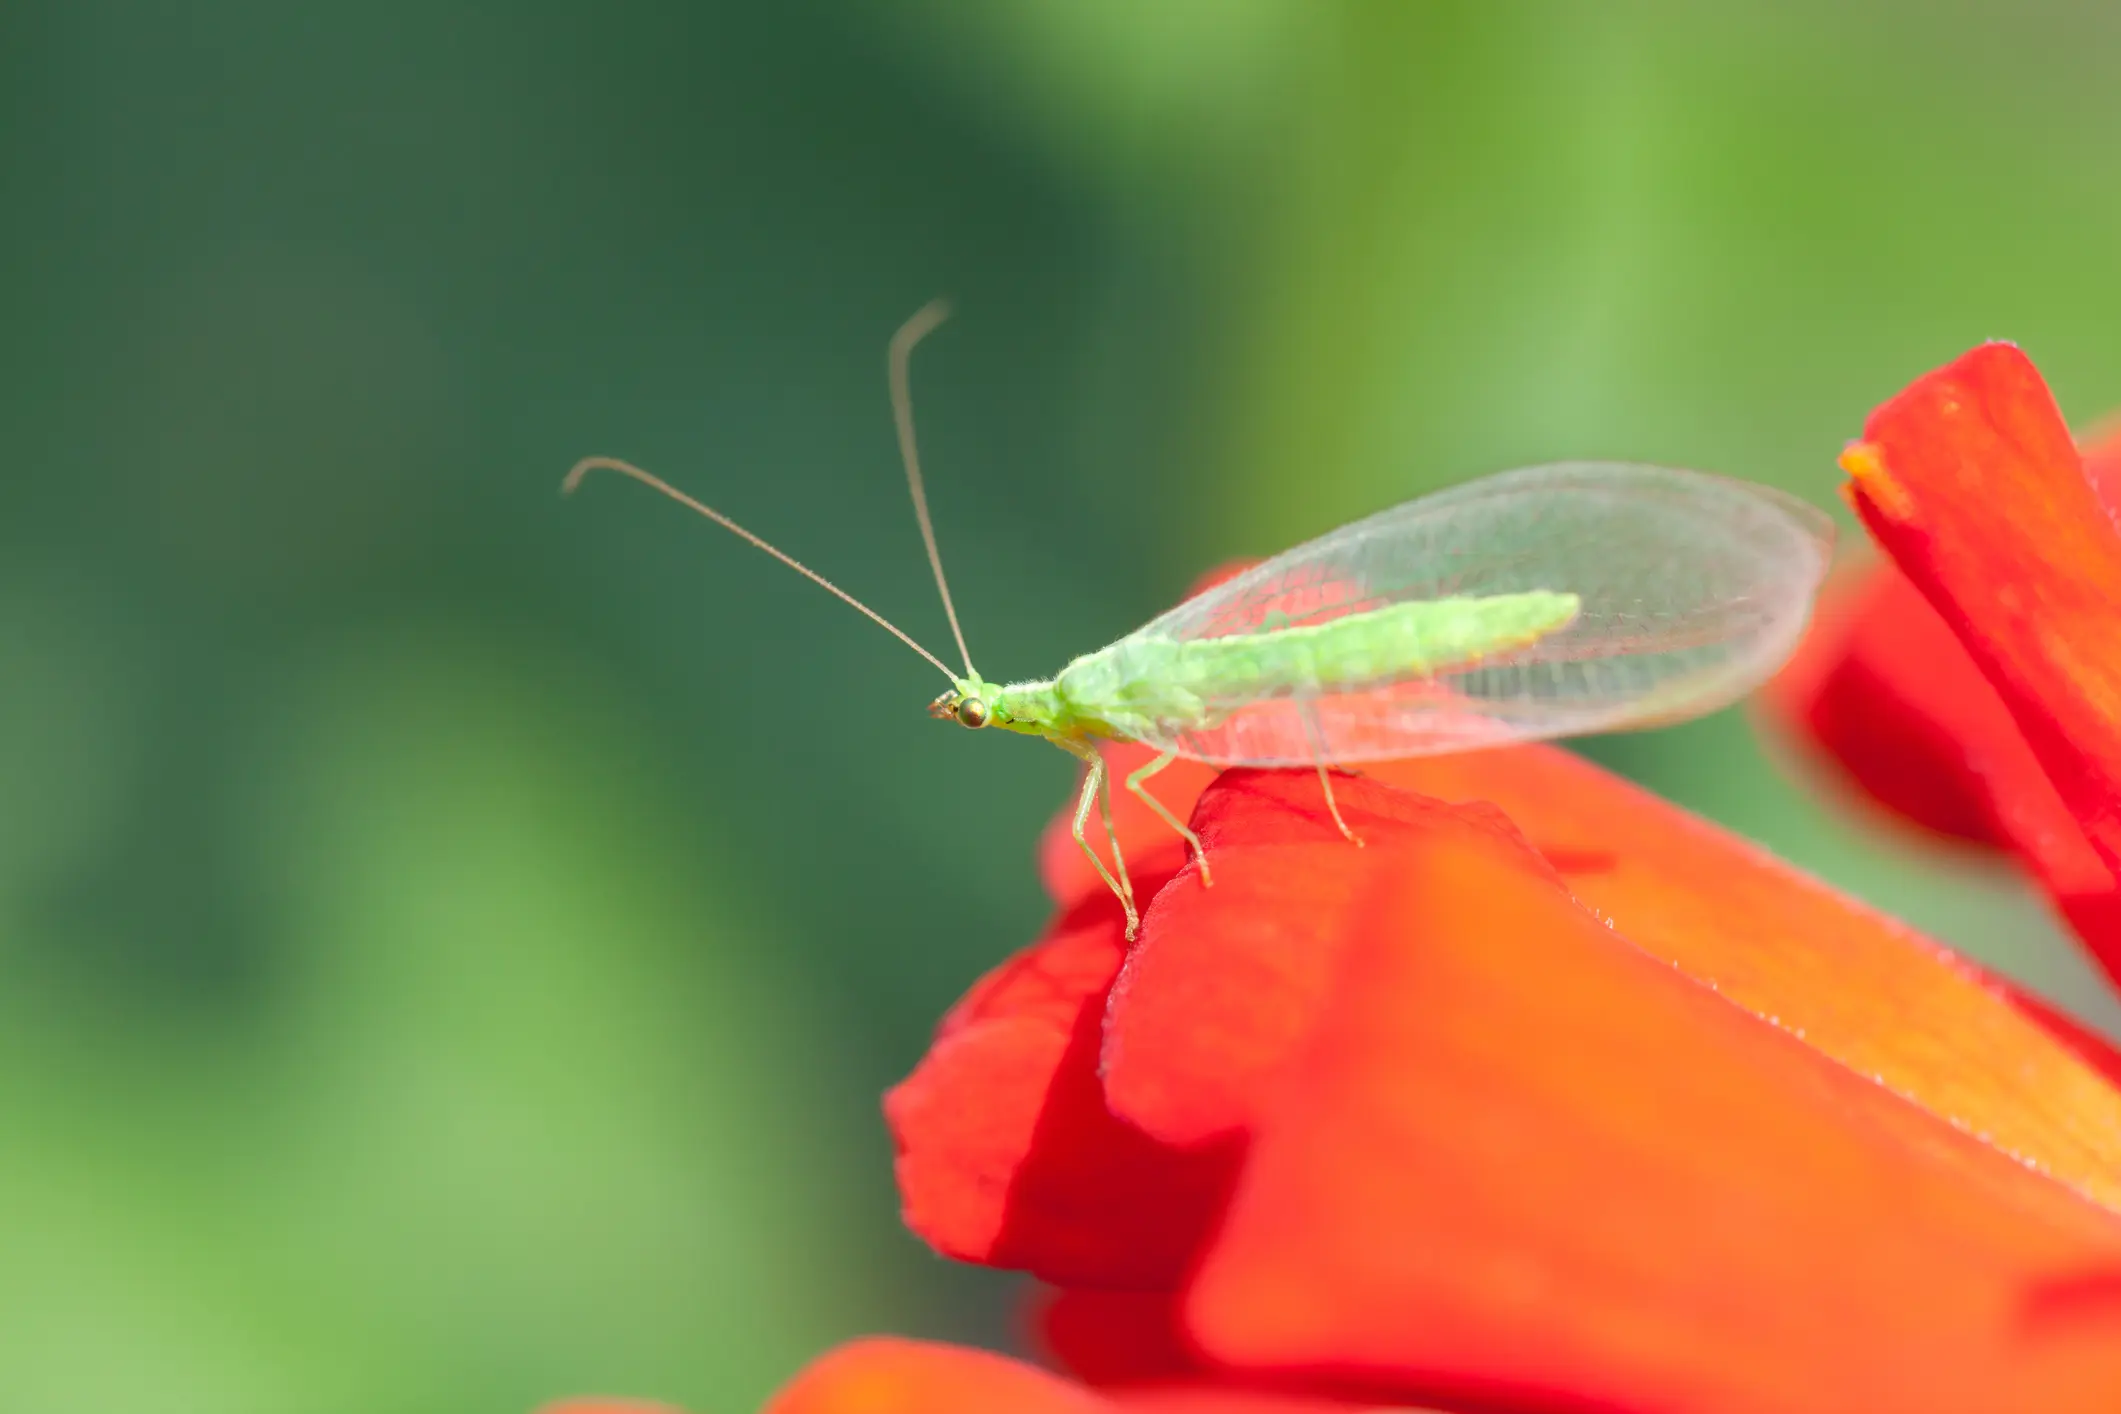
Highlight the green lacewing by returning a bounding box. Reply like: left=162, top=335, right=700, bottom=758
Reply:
left=569, top=303, right=1835, bottom=937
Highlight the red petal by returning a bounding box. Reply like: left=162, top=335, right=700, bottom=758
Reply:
left=1766, top=559, right=2024, bottom=848
left=1762, top=555, right=2121, bottom=972
left=884, top=896, right=1240, bottom=1288
left=759, top=1338, right=1374, bottom=1414
left=1102, top=770, right=1555, bottom=1147
left=1032, top=1287, right=1202, bottom=1388
left=1842, top=342, right=2121, bottom=883
left=911, top=757, right=2121, bottom=1406
left=761, top=1338, right=1107, bottom=1414
left=1785, top=350, right=2121, bottom=980
left=1182, top=824, right=2121, bottom=1414
left=1373, top=745, right=2121, bottom=1217
left=1065, top=746, right=2121, bottom=1214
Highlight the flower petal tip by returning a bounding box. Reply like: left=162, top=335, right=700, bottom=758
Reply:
left=1839, top=439, right=1915, bottom=521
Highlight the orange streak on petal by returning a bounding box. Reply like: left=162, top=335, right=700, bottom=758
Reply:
left=762, top=1338, right=1110, bottom=1414
left=759, top=1337, right=1361, bottom=1414
left=1366, top=746, right=2121, bottom=1221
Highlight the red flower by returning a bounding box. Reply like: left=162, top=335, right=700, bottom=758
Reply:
left=576, top=345, right=2121, bottom=1414
left=815, top=734, right=2121, bottom=1414
left=1765, top=343, right=2121, bottom=984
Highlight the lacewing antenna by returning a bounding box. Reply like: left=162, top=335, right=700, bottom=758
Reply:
left=562, top=455, right=959, bottom=682
left=889, top=299, right=978, bottom=680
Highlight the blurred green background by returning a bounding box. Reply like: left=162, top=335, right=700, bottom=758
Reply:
left=5, top=2, right=2121, bottom=1410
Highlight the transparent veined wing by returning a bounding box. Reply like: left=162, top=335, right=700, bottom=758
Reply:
left=1056, top=462, right=1835, bottom=767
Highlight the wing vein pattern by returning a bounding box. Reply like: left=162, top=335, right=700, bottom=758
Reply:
left=1053, top=462, right=1834, bottom=767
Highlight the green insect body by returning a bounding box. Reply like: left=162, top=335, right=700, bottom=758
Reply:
left=925, top=589, right=1585, bottom=932
left=1069, top=589, right=1581, bottom=735
left=942, top=590, right=1582, bottom=743
left=570, top=302, right=1835, bottom=942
